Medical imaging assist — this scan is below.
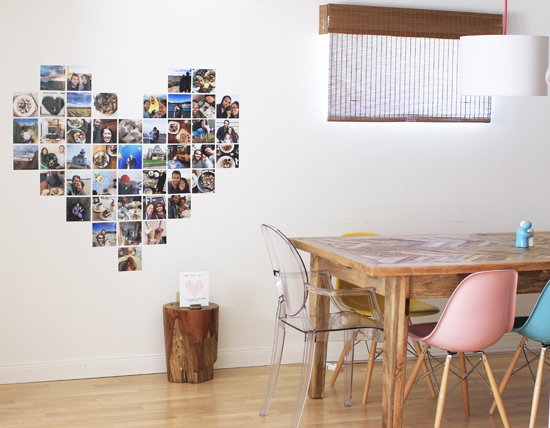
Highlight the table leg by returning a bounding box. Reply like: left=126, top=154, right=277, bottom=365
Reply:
left=308, top=255, right=330, bottom=398
left=382, top=276, right=410, bottom=428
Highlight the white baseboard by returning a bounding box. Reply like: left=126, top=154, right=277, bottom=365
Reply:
left=0, top=333, right=532, bottom=385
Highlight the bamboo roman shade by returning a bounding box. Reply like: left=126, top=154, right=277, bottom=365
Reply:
left=320, top=4, right=503, bottom=123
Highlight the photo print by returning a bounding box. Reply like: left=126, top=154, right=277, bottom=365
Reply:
left=40, top=92, right=66, bottom=117
left=13, top=118, right=38, bottom=143
left=92, top=171, right=117, bottom=195
left=93, top=145, right=117, bottom=169
left=217, top=144, right=239, bottom=169
left=93, top=93, right=118, bottom=118
left=143, top=119, right=167, bottom=144
left=67, top=92, right=92, bottom=117
left=40, top=65, right=66, bottom=91
left=192, top=94, right=215, bottom=118
left=40, top=171, right=65, bottom=196
left=168, top=68, right=192, bottom=93
left=143, top=170, right=166, bottom=195
left=13, top=145, right=38, bottom=170
left=118, top=247, right=142, bottom=272
left=93, top=118, right=117, bottom=145
left=143, top=220, right=166, bottom=245
left=192, top=119, right=215, bottom=144
left=167, top=194, right=191, bottom=219
left=168, top=120, right=191, bottom=145
left=66, top=196, right=91, bottom=222
left=167, top=144, right=190, bottom=169
left=92, top=196, right=116, bottom=221
left=192, top=69, right=215, bottom=93
left=143, top=94, right=167, bottom=119
left=166, top=169, right=191, bottom=194
left=118, top=196, right=142, bottom=221
left=39, top=144, right=64, bottom=169
left=215, top=119, right=239, bottom=144
left=192, top=169, right=215, bottom=194
left=118, top=145, right=142, bottom=170
left=143, top=195, right=167, bottom=220
left=119, top=119, right=143, bottom=144
left=143, top=145, right=166, bottom=169
left=93, top=222, right=117, bottom=247
left=191, top=144, right=215, bottom=169
left=66, top=171, right=91, bottom=195
left=67, top=118, right=91, bottom=144
left=118, top=221, right=142, bottom=246
left=168, top=93, right=191, bottom=119
left=13, top=92, right=38, bottom=118
left=67, top=66, right=92, bottom=91
left=118, top=170, right=141, bottom=195
left=216, top=95, right=239, bottom=119
left=67, top=145, right=92, bottom=169
left=40, top=118, right=66, bottom=144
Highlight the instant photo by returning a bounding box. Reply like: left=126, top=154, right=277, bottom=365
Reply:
left=13, top=118, right=38, bottom=144
left=66, top=196, right=91, bottom=222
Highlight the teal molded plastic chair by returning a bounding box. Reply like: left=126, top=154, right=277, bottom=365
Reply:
left=259, top=225, right=383, bottom=428
left=404, top=270, right=518, bottom=428
left=489, top=278, right=550, bottom=428
left=329, top=232, right=441, bottom=404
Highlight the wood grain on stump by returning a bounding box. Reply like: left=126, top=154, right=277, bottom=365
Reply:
left=163, top=303, right=219, bottom=384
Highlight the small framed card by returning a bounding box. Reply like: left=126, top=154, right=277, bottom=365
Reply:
left=179, top=271, right=209, bottom=307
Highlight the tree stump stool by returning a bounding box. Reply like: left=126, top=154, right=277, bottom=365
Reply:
left=163, top=302, right=219, bottom=384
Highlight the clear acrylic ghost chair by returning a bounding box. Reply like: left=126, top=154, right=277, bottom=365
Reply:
left=259, top=224, right=383, bottom=428
left=488, top=278, right=550, bottom=428
left=403, top=270, right=518, bottom=428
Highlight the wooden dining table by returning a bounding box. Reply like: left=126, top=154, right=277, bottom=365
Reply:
left=290, top=232, right=550, bottom=428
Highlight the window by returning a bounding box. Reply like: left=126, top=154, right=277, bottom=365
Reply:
left=320, top=5, right=502, bottom=123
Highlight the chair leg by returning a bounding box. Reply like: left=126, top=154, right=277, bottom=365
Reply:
left=489, top=336, right=526, bottom=414
left=362, top=341, right=378, bottom=404
left=482, top=353, right=511, bottom=428
left=434, top=353, right=453, bottom=428
left=260, top=322, right=286, bottom=417
left=459, top=352, right=470, bottom=417
left=330, top=330, right=357, bottom=385
left=289, top=332, right=317, bottom=428
left=414, top=340, right=437, bottom=399
left=343, top=329, right=356, bottom=407
left=528, top=346, right=548, bottom=428
left=404, top=343, right=430, bottom=403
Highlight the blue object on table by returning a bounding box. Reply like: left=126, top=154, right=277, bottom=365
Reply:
left=516, top=221, right=533, bottom=248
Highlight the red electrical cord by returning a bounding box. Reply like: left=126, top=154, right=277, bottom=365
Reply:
left=504, top=0, right=508, bottom=35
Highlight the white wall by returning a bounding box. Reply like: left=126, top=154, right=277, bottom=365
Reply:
left=1, top=0, right=549, bottom=384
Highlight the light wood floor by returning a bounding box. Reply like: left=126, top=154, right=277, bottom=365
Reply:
left=0, top=353, right=547, bottom=427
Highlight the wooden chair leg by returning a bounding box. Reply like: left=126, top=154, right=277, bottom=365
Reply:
left=414, top=340, right=436, bottom=399
left=330, top=344, right=347, bottom=385
left=404, top=343, right=430, bottom=403
left=489, top=337, right=526, bottom=414
left=459, top=352, right=470, bottom=417
left=482, top=354, right=511, bottom=428
left=528, top=346, right=548, bottom=428
left=434, top=354, right=452, bottom=428
left=330, top=331, right=358, bottom=385
left=362, top=341, right=378, bottom=404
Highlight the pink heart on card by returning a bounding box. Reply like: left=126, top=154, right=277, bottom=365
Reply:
left=185, top=280, right=204, bottom=297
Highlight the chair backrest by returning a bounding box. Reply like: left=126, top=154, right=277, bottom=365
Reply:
left=421, top=270, right=518, bottom=353
left=261, top=224, right=309, bottom=317
left=334, top=233, right=380, bottom=315
left=515, top=278, right=550, bottom=345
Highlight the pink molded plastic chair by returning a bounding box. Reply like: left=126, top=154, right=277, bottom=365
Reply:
left=259, top=225, right=383, bottom=428
left=403, top=270, right=518, bottom=428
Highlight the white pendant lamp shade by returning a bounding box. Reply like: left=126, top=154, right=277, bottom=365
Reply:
left=459, top=35, right=550, bottom=96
